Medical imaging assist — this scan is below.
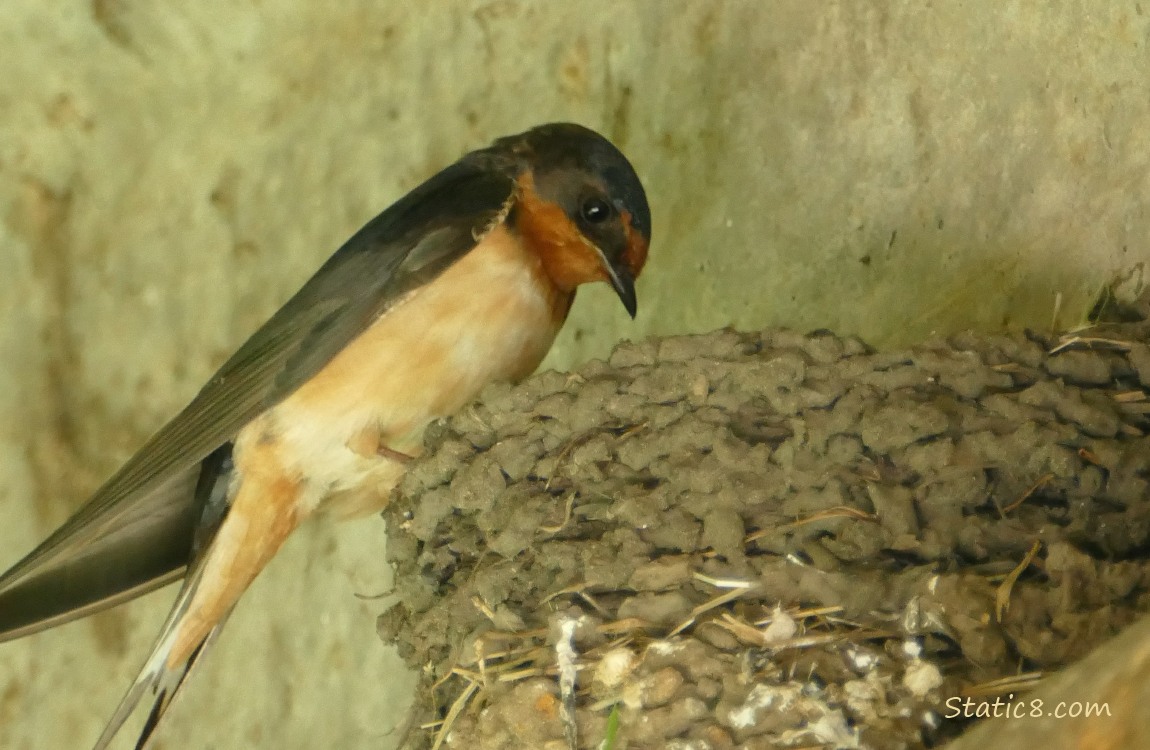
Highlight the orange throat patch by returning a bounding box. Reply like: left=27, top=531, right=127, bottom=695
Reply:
left=512, top=171, right=608, bottom=299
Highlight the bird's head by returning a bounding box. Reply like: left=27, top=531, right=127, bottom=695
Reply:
left=490, top=123, right=651, bottom=318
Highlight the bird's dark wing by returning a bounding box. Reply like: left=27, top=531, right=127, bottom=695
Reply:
left=0, top=158, right=517, bottom=640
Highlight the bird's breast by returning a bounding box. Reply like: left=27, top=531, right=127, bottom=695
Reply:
left=233, top=223, right=570, bottom=518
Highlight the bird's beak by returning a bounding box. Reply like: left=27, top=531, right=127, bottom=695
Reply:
left=595, top=248, right=638, bottom=318
left=610, top=266, right=638, bottom=318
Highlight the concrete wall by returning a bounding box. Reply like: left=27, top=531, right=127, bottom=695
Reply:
left=0, top=1, right=1146, bottom=747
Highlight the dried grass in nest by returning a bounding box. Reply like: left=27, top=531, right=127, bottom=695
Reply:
left=422, top=576, right=903, bottom=750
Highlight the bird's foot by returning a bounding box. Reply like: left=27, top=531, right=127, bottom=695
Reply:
left=377, top=445, right=414, bottom=463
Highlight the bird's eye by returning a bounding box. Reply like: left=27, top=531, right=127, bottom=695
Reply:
left=580, top=196, right=613, bottom=224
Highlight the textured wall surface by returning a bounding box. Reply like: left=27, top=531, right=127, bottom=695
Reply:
left=0, top=1, right=1147, bottom=748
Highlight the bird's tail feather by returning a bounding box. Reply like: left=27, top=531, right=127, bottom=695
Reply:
left=92, top=448, right=237, bottom=750
left=92, top=554, right=232, bottom=750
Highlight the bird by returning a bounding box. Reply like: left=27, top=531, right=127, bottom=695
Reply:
left=0, top=122, right=651, bottom=749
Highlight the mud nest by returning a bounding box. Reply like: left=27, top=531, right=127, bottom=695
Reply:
left=378, top=314, right=1150, bottom=750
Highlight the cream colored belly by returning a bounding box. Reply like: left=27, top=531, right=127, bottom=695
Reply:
left=233, top=227, right=564, bottom=518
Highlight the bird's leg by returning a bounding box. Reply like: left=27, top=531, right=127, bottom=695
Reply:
left=347, top=422, right=414, bottom=463
left=377, top=444, right=414, bottom=463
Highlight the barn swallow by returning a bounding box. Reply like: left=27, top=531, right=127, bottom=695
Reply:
left=0, top=122, right=651, bottom=748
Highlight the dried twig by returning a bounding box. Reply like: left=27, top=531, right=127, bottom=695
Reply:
left=996, top=540, right=1042, bottom=622
left=962, top=671, right=1045, bottom=697
left=669, top=583, right=758, bottom=636
left=1002, top=473, right=1054, bottom=514
left=1048, top=335, right=1132, bottom=354
left=430, top=678, right=480, bottom=750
